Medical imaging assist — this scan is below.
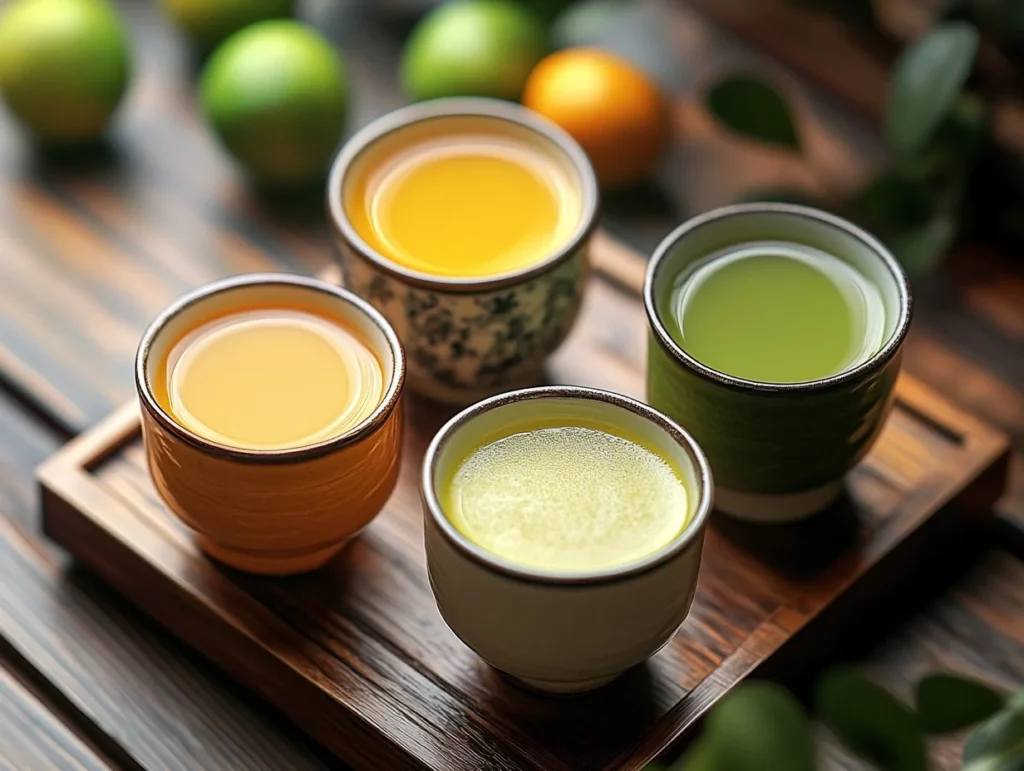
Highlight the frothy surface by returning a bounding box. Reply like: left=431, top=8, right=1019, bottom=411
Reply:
left=442, top=426, right=690, bottom=572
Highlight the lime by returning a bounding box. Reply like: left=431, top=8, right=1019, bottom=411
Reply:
left=161, top=0, right=294, bottom=50
left=402, top=0, right=548, bottom=102
left=0, top=0, right=131, bottom=143
left=200, top=21, right=347, bottom=185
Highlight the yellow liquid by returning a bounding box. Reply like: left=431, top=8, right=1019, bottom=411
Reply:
left=441, top=423, right=690, bottom=572
left=346, top=133, right=580, bottom=278
left=155, top=308, right=385, bottom=450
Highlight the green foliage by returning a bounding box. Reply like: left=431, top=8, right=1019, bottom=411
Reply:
left=702, top=21, right=990, bottom=275
left=886, top=23, right=979, bottom=156
left=697, top=683, right=816, bottom=771
left=916, top=674, right=1005, bottom=734
left=816, top=668, right=928, bottom=771
left=963, top=694, right=1024, bottom=770
left=705, top=75, right=802, bottom=152
left=656, top=671, right=1021, bottom=771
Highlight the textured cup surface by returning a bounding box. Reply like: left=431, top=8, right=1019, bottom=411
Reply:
left=136, top=274, right=405, bottom=575
left=422, top=387, right=712, bottom=694
left=644, top=204, right=912, bottom=522
left=328, top=98, right=599, bottom=404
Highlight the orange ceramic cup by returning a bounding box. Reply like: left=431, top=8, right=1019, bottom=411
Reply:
left=135, top=274, right=405, bottom=575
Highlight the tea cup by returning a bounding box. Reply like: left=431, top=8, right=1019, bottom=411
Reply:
left=327, top=98, right=599, bottom=404
left=421, top=386, right=712, bottom=694
left=644, top=204, right=912, bottom=522
left=136, top=273, right=405, bottom=575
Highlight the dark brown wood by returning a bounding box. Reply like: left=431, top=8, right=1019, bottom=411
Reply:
left=0, top=391, right=328, bottom=769
left=0, top=659, right=112, bottom=771
left=38, top=250, right=1011, bottom=770
left=822, top=548, right=1024, bottom=769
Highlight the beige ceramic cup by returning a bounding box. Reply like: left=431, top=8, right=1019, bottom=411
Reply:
left=422, top=386, right=713, bottom=694
left=327, top=98, right=599, bottom=404
left=136, top=274, right=405, bottom=576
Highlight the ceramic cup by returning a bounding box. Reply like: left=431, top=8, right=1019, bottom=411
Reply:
left=135, top=274, right=405, bottom=576
left=645, top=204, right=912, bottom=523
left=327, top=98, right=599, bottom=404
left=421, top=386, right=712, bottom=694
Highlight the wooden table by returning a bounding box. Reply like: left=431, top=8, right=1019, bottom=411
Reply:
left=0, top=2, right=1019, bottom=769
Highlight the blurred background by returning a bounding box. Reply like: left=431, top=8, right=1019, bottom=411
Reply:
left=0, top=1, right=1022, bottom=769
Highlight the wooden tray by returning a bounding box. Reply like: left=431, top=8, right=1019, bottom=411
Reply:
left=38, top=243, right=1011, bottom=771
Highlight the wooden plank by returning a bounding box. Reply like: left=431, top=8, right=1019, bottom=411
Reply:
left=823, top=549, right=1024, bottom=770
left=38, top=253, right=1011, bottom=769
left=0, top=390, right=329, bottom=770
left=0, top=661, right=112, bottom=771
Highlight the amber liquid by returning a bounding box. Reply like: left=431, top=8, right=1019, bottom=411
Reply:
left=345, top=124, right=581, bottom=278
left=154, top=306, right=385, bottom=450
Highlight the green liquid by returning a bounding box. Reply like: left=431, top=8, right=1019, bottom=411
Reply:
left=441, top=425, right=690, bottom=572
left=666, top=242, right=885, bottom=383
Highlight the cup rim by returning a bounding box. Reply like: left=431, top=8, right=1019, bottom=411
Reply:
left=421, top=385, right=713, bottom=586
left=643, top=203, right=913, bottom=394
left=326, top=97, right=600, bottom=293
left=135, top=273, right=406, bottom=465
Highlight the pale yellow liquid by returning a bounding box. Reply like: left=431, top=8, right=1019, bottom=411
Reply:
left=442, top=425, right=690, bottom=572
left=157, top=308, right=384, bottom=450
left=346, top=133, right=580, bottom=278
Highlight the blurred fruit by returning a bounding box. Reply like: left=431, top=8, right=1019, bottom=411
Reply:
left=0, top=0, right=131, bottom=143
left=402, top=0, right=547, bottom=102
left=200, top=20, right=347, bottom=185
left=522, top=47, right=670, bottom=188
left=161, top=0, right=294, bottom=50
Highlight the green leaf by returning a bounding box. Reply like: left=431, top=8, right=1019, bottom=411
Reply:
left=916, top=673, right=1005, bottom=734
left=671, top=740, right=716, bottom=771
left=963, top=704, right=1024, bottom=769
left=816, top=667, right=927, bottom=771
left=706, top=75, right=802, bottom=152
left=886, top=22, right=980, bottom=156
left=847, top=170, right=934, bottom=232
left=702, top=682, right=815, bottom=771
left=885, top=213, right=958, bottom=277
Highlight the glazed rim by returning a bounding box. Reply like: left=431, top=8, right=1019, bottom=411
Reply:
left=135, top=273, right=406, bottom=465
left=421, top=386, right=714, bottom=586
left=326, top=97, right=601, bottom=293
left=643, top=203, right=913, bottom=394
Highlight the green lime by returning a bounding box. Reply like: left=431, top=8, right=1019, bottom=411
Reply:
left=200, top=21, right=347, bottom=185
left=402, top=0, right=548, bottom=102
left=0, top=0, right=131, bottom=143
left=161, top=0, right=294, bottom=50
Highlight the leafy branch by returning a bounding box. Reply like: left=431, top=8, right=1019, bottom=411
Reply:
left=648, top=668, right=1022, bottom=771
left=703, top=21, right=990, bottom=277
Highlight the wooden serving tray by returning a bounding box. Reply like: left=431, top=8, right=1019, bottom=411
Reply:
left=38, top=242, right=1011, bottom=771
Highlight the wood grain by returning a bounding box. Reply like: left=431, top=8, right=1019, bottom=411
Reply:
left=39, top=255, right=1011, bottom=770
left=0, top=661, right=111, bottom=771
left=0, top=392, right=329, bottom=770
left=822, top=549, right=1024, bottom=770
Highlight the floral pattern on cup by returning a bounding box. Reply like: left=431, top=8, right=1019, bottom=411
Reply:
left=336, top=237, right=587, bottom=403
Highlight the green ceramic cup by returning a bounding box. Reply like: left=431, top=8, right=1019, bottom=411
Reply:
left=644, top=204, right=912, bottom=522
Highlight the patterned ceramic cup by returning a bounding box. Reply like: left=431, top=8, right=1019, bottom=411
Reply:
left=422, top=386, right=713, bottom=694
left=136, top=274, right=405, bottom=575
left=327, top=98, right=599, bottom=404
left=645, top=204, right=912, bottom=523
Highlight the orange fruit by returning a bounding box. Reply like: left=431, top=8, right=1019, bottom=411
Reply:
left=522, top=48, right=671, bottom=189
